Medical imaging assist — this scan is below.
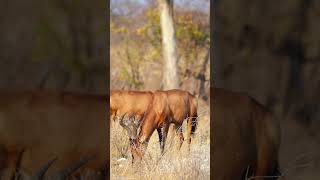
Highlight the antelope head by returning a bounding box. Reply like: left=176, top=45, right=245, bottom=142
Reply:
left=119, top=113, right=138, bottom=140
left=119, top=113, right=146, bottom=163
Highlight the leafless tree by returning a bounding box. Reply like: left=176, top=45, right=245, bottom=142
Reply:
left=158, top=0, right=180, bottom=89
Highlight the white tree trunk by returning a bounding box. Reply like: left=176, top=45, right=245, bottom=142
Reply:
left=158, top=0, right=179, bottom=90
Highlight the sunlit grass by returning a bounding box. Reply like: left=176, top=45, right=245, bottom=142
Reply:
left=110, top=105, right=210, bottom=180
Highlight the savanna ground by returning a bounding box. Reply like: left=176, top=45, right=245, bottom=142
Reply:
left=110, top=102, right=210, bottom=180
left=110, top=1, right=210, bottom=179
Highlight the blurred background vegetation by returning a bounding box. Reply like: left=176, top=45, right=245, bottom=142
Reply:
left=0, top=0, right=107, bottom=93
left=214, top=0, right=320, bottom=133
left=110, top=0, right=210, bottom=100
left=213, top=1, right=320, bottom=179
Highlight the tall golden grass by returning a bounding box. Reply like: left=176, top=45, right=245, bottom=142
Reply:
left=110, top=104, right=210, bottom=180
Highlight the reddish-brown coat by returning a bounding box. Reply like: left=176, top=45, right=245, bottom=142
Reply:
left=129, top=89, right=198, bottom=162
left=110, top=90, right=153, bottom=124
left=211, top=87, right=281, bottom=179
left=0, top=90, right=108, bottom=179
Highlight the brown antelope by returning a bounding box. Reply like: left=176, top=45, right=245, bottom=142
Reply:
left=110, top=90, right=153, bottom=126
left=111, top=89, right=198, bottom=154
left=211, top=87, right=281, bottom=180
left=0, top=90, right=108, bottom=180
left=120, top=89, right=198, bottom=162
left=110, top=90, right=161, bottom=152
left=120, top=90, right=170, bottom=162
left=165, top=89, right=198, bottom=150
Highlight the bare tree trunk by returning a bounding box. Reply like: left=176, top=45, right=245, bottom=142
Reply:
left=158, top=0, right=179, bottom=90
left=198, top=49, right=210, bottom=100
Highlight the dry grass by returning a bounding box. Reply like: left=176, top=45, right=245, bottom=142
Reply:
left=110, top=104, right=210, bottom=180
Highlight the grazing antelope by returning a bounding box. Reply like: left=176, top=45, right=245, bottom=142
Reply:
left=119, top=89, right=198, bottom=162
left=0, top=90, right=108, bottom=180
left=211, top=87, right=281, bottom=180
left=110, top=90, right=153, bottom=127
left=119, top=90, right=170, bottom=162
left=110, top=90, right=160, bottom=153
left=111, top=89, right=198, bottom=154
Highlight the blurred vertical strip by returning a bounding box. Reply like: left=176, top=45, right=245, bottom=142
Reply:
left=0, top=0, right=110, bottom=178
left=211, top=0, right=222, bottom=88
left=106, top=0, right=111, bottom=178
left=210, top=0, right=215, bottom=177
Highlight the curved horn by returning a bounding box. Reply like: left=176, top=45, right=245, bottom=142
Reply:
left=48, top=155, right=95, bottom=180
left=11, top=149, right=25, bottom=180
left=30, top=157, right=58, bottom=180
left=119, top=112, right=127, bottom=123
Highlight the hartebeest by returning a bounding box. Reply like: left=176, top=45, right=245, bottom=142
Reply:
left=110, top=90, right=153, bottom=126
left=111, top=89, right=198, bottom=154
left=211, top=87, right=281, bottom=180
left=110, top=90, right=159, bottom=151
left=120, top=90, right=170, bottom=162
left=165, top=89, right=198, bottom=150
left=120, top=89, right=198, bottom=162
left=0, top=90, right=108, bottom=179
